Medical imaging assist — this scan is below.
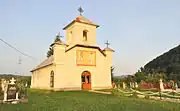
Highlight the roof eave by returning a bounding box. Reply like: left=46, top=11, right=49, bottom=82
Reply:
left=65, top=44, right=106, bottom=56
left=63, top=21, right=99, bottom=30
left=30, top=63, right=53, bottom=72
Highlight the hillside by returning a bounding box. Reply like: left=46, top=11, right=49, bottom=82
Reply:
left=144, top=45, right=180, bottom=79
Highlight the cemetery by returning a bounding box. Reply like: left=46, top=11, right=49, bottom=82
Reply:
left=0, top=76, right=180, bottom=111
left=112, top=79, right=180, bottom=102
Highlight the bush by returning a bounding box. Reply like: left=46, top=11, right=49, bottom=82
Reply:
left=0, top=81, right=3, bottom=99
left=17, top=83, right=27, bottom=99
left=132, top=91, right=138, bottom=98
left=144, top=95, right=150, bottom=99
left=111, top=89, right=124, bottom=96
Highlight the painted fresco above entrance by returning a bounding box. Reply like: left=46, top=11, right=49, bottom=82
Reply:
left=76, top=50, right=96, bottom=66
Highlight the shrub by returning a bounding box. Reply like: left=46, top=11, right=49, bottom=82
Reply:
left=132, top=91, right=138, bottom=98
left=111, top=89, right=123, bottom=96
left=17, top=83, right=27, bottom=99
left=0, top=80, right=3, bottom=99
left=144, top=95, right=150, bottom=99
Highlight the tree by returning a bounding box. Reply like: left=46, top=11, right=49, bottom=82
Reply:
left=135, top=71, right=145, bottom=83
left=54, top=34, right=61, bottom=42
left=46, top=34, right=62, bottom=57
left=47, top=47, right=53, bottom=58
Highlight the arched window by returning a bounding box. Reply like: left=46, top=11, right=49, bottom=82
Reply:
left=50, top=71, right=54, bottom=88
left=83, top=30, right=88, bottom=41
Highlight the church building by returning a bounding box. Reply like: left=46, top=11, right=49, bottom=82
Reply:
left=30, top=8, right=114, bottom=90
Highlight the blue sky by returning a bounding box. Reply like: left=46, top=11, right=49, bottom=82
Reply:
left=0, top=0, right=180, bottom=76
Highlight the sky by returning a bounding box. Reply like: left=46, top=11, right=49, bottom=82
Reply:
left=0, top=0, right=180, bottom=76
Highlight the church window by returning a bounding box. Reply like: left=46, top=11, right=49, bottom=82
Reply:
left=50, top=71, right=54, bottom=88
left=83, top=30, right=88, bottom=41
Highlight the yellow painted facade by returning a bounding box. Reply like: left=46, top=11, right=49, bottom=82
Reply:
left=31, top=14, right=114, bottom=91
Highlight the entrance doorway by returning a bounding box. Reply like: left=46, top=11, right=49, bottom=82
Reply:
left=81, top=71, right=91, bottom=90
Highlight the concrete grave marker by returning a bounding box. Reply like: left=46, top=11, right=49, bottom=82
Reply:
left=122, top=82, right=126, bottom=89
left=159, top=79, right=164, bottom=91
left=3, top=78, right=19, bottom=102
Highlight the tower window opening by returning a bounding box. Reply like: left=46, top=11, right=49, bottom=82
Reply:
left=83, top=30, right=88, bottom=41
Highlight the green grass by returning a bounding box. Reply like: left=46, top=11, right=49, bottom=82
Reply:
left=95, top=88, right=112, bottom=92
left=1, top=89, right=180, bottom=111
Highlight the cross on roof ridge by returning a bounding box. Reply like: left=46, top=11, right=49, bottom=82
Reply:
left=105, top=40, right=110, bottom=48
left=57, top=32, right=63, bottom=38
left=78, top=7, right=84, bottom=15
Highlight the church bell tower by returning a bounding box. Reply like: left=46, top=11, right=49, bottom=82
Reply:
left=63, top=7, right=99, bottom=46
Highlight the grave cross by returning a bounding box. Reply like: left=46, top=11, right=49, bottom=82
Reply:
left=9, top=77, right=16, bottom=85
left=78, top=7, right=84, bottom=15
left=105, top=40, right=110, bottom=48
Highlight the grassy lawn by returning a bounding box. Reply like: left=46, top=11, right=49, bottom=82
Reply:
left=1, top=89, right=180, bottom=111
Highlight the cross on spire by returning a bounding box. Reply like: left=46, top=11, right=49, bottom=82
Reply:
left=105, top=40, right=110, bottom=48
left=57, top=32, right=63, bottom=39
left=78, top=7, right=84, bottom=15
left=55, top=32, right=63, bottom=43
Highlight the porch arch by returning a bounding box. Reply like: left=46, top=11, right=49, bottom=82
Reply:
left=81, top=71, right=91, bottom=90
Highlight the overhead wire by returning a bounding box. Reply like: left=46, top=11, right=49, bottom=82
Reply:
left=0, top=38, right=37, bottom=60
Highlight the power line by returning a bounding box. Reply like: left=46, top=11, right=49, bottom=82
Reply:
left=0, top=38, right=37, bottom=60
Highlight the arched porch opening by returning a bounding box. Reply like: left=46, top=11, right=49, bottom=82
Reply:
left=81, top=71, right=91, bottom=90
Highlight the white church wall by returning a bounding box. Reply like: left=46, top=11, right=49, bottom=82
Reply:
left=31, top=65, right=55, bottom=89
left=60, top=46, right=112, bottom=90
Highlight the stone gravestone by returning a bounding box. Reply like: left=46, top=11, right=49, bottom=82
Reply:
left=3, top=80, right=8, bottom=101
left=132, top=82, right=135, bottom=88
left=129, top=82, right=132, bottom=88
left=175, top=83, right=178, bottom=89
left=170, top=80, right=174, bottom=89
left=25, top=82, right=28, bottom=87
left=3, top=78, right=19, bottom=102
left=135, top=82, right=138, bottom=88
left=117, top=84, right=120, bottom=88
left=159, top=79, right=164, bottom=91
left=1, top=79, right=6, bottom=91
left=122, top=82, right=126, bottom=89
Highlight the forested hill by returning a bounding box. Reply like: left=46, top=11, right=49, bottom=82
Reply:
left=144, top=45, right=180, bottom=78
